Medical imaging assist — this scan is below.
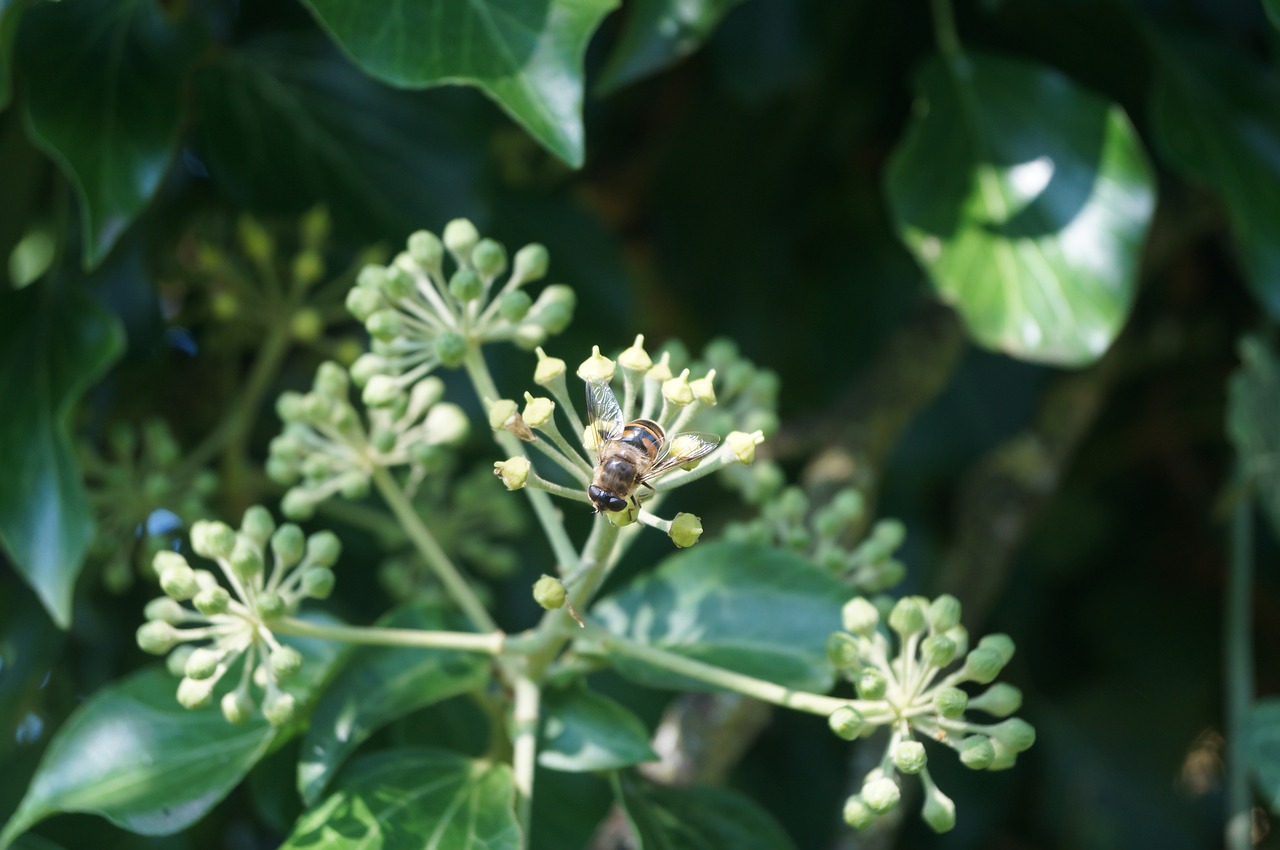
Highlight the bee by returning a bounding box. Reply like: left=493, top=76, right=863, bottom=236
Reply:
left=584, top=379, right=719, bottom=513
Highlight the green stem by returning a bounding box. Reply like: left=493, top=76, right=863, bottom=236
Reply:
left=511, top=675, right=541, bottom=843
left=1226, top=469, right=1254, bottom=850
left=930, top=0, right=962, bottom=59
left=372, top=466, right=497, bottom=632
left=270, top=616, right=504, bottom=653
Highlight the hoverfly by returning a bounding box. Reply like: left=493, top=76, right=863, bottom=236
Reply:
left=584, top=379, right=719, bottom=513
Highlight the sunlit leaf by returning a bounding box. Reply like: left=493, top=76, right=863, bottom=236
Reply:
left=0, top=283, right=122, bottom=629
left=297, top=0, right=617, bottom=167
left=539, top=684, right=657, bottom=772
left=283, top=749, right=520, bottom=849
left=596, top=0, right=745, bottom=93
left=591, top=542, right=847, bottom=693
left=885, top=51, right=1155, bottom=366
left=17, top=0, right=205, bottom=266
left=614, top=772, right=796, bottom=850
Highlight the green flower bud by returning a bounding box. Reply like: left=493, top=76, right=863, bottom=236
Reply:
left=137, top=620, right=180, bottom=655
left=340, top=474, right=371, bottom=499
left=689, top=371, right=717, bottom=405
left=262, top=689, right=297, bottom=727
left=237, top=213, right=273, bottom=263
left=856, top=669, right=888, bottom=701
left=229, top=537, right=264, bottom=580
left=921, top=781, right=956, bottom=833
left=521, top=394, right=555, bottom=429
left=290, top=307, right=324, bottom=342
left=370, top=428, right=399, bottom=456
left=647, top=353, right=673, bottom=383
left=410, top=442, right=449, bottom=473
left=356, top=263, right=387, bottom=291
left=281, top=488, right=317, bottom=520
left=826, top=631, right=860, bottom=669
left=605, top=506, right=638, bottom=527
left=193, top=586, right=231, bottom=616
left=670, top=512, right=704, bottom=548
left=958, top=736, right=995, bottom=770
left=443, top=218, right=480, bottom=258
left=530, top=284, right=575, bottom=333
left=145, top=597, right=186, bottom=625
left=276, top=390, right=308, bottom=423
left=302, top=566, right=335, bottom=599
left=499, top=290, right=532, bottom=322
left=384, top=264, right=416, bottom=300
left=513, top=323, right=546, bottom=350
left=842, top=795, right=876, bottom=830
left=946, top=624, right=969, bottom=658
left=306, top=531, right=342, bottom=567
left=240, top=505, right=276, bottom=546
left=872, top=518, right=906, bottom=550
left=191, top=520, right=237, bottom=560
left=921, top=634, right=958, bottom=668
left=861, top=776, right=900, bottom=814
left=577, top=346, right=616, bottom=383
left=494, top=457, right=532, bottom=490
left=159, top=563, right=199, bottom=601
left=312, top=360, right=348, bottom=398
left=988, top=718, right=1036, bottom=753
left=889, top=597, right=926, bottom=636
left=166, top=645, right=195, bottom=677
left=978, top=633, right=1016, bottom=665
left=533, top=574, right=566, bottom=610
left=185, top=647, right=223, bottom=680
left=221, top=690, right=255, bottom=725
left=408, top=230, right=444, bottom=269
left=662, top=370, right=695, bottom=406
left=366, top=309, right=401, bottom=342
left=302, top=453, right=336, bottom=482
left=828, top=705, right=865, bottom=741
left=842, top=597, right=879, bottom=635
left=534, top=348, right=566, bottom=386
left=449, top=268, right=483, bottom=302
left=177, top=676, right=215, bottom=709
left=256, top=592, right=286, bottom=620
left=618, top=335, right=652, bottom=373
left=927, top=594, right=962, bottom=632
left=893, top=739, right=927, bottom=774
left=725, top=430, right=763, bottom=465
left=435, top=331, right=468, bottom=367
left=471, top=238, right=506, bottom=278
left=300, top=204, right=330, bottom=246
left=968, top=682, right=1023, bottom=717
left=270, top=524, right=305, bottom=569
left=271, top=646, right=304, bottom=680
left=512, top=243, right=549, bottom=282
left=348, top=354, right=382, bottom=388
left=962, top=647, right=1006, bottom=684
left=933, top=686, right=968, bottom=718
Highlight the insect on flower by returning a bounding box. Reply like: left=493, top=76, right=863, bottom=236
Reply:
left=584, top=379, right=719, bottom=513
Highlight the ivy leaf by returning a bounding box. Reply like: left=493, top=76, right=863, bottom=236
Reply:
left=1226, top=335, right=1280, bottom=538
left=17, top=0, right=205, bottom=267
left=613, top=772, right=796, bottom=850
left=885, top=51, right=1155, bottom=366
left=539, top=684, right=657, bottom=772
left=298, top=602, right=492, bottom=805
left=1149, top=33, right=1280, bottom=318
left=283, top=749, right=521, bottom=849
left=596, top=0, right=745, bottom=93
left=590, top=542, right=848, bottom=693
left=1246, top=698, right=1280, bottom=812
left=0, top=283, right=122, bottom=629
left=297, top=0, right=618, bottom=168
left=0, top=617, right=345, bottom=846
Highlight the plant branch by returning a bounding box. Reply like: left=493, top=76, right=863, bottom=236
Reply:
left=270, top=615, right=504, bottom=653
left=1225, top=469, right=1254, bottom=850
left=511, top=675, right=541, bottom=843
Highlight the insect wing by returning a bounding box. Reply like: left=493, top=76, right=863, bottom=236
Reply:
left=646, top=432, right=720, bottom=478
left=584, top=379, right=625, bottom=453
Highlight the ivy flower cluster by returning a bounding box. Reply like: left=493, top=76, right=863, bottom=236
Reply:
left=826, top=594, right=1036, bottom=833
left=344, top=218, right=575, bottom=406
left=266, top=361, right=469, bottom=520
left=135, top=507, right=340, bottom=726
left=726, top=486, right=908, bottom=593
left=491, top=335, right=766, bottom=547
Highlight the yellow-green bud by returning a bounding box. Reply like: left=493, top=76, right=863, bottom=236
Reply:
left=842, top=597, right=879, bottom=635
left=272, top=524, right=306, bottom=568
left=921, top=634, right=958, bottom=668
left=499, top=290, right=532, bottom=322
left=166, top=645, right=195, bottom=677
left=647, top=352, right=673, bottom=383
left=893, top=739, right=927, bottom=774
left=366, top=309, right=402, bottom=341
left=921, top=781, right=956, bottom=833
left=281, top=488, right=317, bottom=520
left=618, top=335, right=652, bottom=373
left=861, top=777, right=900, bottom=814
left=435, top=331, right=468, bottom=367
left=408, top=230, right=444, bottom=269
left=305, top=531, right=342, bottom=567
left=842, top=795, right=876, bottom=830
left=193, top=586, right=231, bottom=616
left=529, top=284, right=575, bottom=333
left=494, top=457, right=531, bottom=490
left=176, top=676, right=215, bottom=709
left=302, top=566, right=335, bottom=599
left=424, top=403, right=470, bottom=445
left=145, top=597, right=186, bottom=625
left=927, top=594, right=962, bottom=631
left=513, top=323, right=546, bottom=350
left=237, top=214, right=273, bottom=263
left=828, top=705, right=865, bottom=741
left=159, top=562, right=199, bottom=601
left=577, top=346, right=616, bottom=383
left=229, top=537, right=264, bottom=580
left=345, top=286, right=382, bottom=323
left=263, top=690, right=296, bottom=727
left=826, top=631, right=860, bottom=669
left=240, top=505, right=276, bottom=546
left=989, top=717, right=1036, bottom=752
left=662, top=370, right=695, bottom=406
left=522, top=394, right=555, bottom=429
left=889, top=597, right=926, bottom=636
left=191, top=520, right=237, bottom=560
left=856, top=669, right=887, bottom=700
left=690, top=370, right=717, bottom=405
left=605, top=506, right=637, bottom=527
left=946, top=624, right=970, bottom=658
left=301, top=204, right=330, bottom=246
left=449, top=268, right=483, bottom=302
left=872, top=517, right=906, bottom=550
left=987, top=738, right=1017, bottom=770
left=512, top=243, right=549, bottom=282
left=271, top=646, right=304, bottom=680
left=221, top=690, right=254, bottom=725
left=471, top=238, right=506, bottom=278
left=443, top=218, right=479, bottom=258
left=959, top=736, right=995, bottom=770
left=488, top=398, right=519, bottom=431
left=533, top=574, right=567, bottom=610
left=256, top=592, right=286, bottom=620
left=356, top=263, right=387, bottom=290
left=968, top=682, right=1023, bottom=717
left=978, top=633, right=1016, bottom=665
left=153, top=549, right=190, bottom=575
left=349, top=353, right=384, bottom=387
left=137, top=621, right=180, bottom=655
left=933, top=686, right=968, bottom=718
left=962, top=647, right=1006, bottom=684
left=725, top=430, right=763, bottom=465
left=210, top=290, right=239, bottom=320
left=670, top=512, right=704, bottom=548
left=533, top=347, right=566, bottom=385
left=290, top=307, right=324, bottom=342
left=185, top=647, right=222, bottom=680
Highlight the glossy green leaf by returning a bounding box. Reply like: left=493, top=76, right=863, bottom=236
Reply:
left=1226, top=335, right=1280, bottom=538
left=591, top=542, right=848, bottom=693
left=596, top=0, right=745, bottom=93
left=0, top=618, right=345, bottom=846
left=539, top=684, right=657, bottom=772
left=283, top=749, right=520, bottom=849
left=297, top=0, right=616, bottom=168
left=17, top=0, right=204, bottom=267
left=193, top=33, right=488, bottom=240
left=298, top=603, right=492, bottom=805
left=0, top=284, right=122, bottom=629
left=885, top=51, right=1155, bottom=366
left=0, top=0, right=21, bottom=112
left=613, top=772, right=796, bottom=850
left=1246, top=698, right=1280, bottom=812
left=1149, top=34, right=1280, bottom=317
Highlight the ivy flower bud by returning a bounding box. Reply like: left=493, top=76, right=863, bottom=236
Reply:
left=725, top=431, right=763, bottom=465
left=522, top=394, right=555, bottom=429
left=842, top=597, right=879, bottom=635
left=271, top=646, right=304, bottom=680
left=921, top=782, right=956, bottom=833
left=184, top=647, right=223, bottom=680
left=136, top=621, right=180, bottom=655
left=240, top=505, right=276, bottom=546
left=533, top=574, right=567, bottom=610
left=159, top=563, right=199, bottom=602
left=229, top=537, right=264, bottom=580
left=662, top=370, right=695, bottom=406
left=968, top=683, right=1023, bottom=717
left=512, top=243, right=549, bottom=282
left=166, top=645, right=195, bottom=677
left=690, top=371, right=717, bottom=405
left=826, top=632, right=860, bottom=669
left=306, top=531, right=342, bottom=567
left=533, top=348, right=566, bottom=386
left=471, top=238, right=506, bottom=278
left=856, top=669, right=888, bottom=701
left=927, top=594, right=962, bottom=632
left=933, top=686, right=968, bottom=718
left=193, top=586, right=231, bottom=616
left=529, top=284, right=574, bottom=333
left=987, top=738, right=1018, bottom=770
left=892, top=739, right=927, bottom=774
left=889, top=597, right=927, bottom=636
left=435, top=331, right=469, bottom=368
left=366, top=309, right=401, bottom=341
left=921, top=634, right=958, bottom=668
left=494, top=457, right=531, bottom=490
left=449, top=268, right=483, bottom=302
left=861, top=777, right=901, bottom=814
left=191, top=520, right=237, bottom=560
left=499, top=290, right=532, bottom=322
left=221, top=690, right=254, bottom=725
left=872, top=518, right=906, bottom=550
left=577, top=346, right=616, bottom=384
left=978, top=633, right=1016, bottom=665
left=669, top=512, right=704, bottom=548
left=618, top=335, right=652, bottom=373
left=843, top=795, right=876, bottom=830
left=989, top=718, right=1036, bottom=753
left=443, top=218, right=479, bottom=257
left=489, top=399, right=533, bottom=441
left=290, top=307, right=324, bottom=341
left=349, top=353, right=384, bottom=387
left=145, top=597, right=186, bottom=625
left=408, top=230, right=444, bottom=269
left=424, top=403, right=469, bottom=445
left=828, top=705, right=865, bottom=741
left=962, top=647, right=1007, bottom=684
left=263, top=690, right=297, bottom=727
left=958, top=736, right=995, bottom=770
left=272, top=524, right=306, bottom=568
left=513, top=323, right=546, bottom=350
left=257, top=592, right=286, bottom=620
left=177, top=676, right=215, bottom=709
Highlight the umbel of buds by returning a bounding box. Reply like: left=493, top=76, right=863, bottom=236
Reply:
left=136, top=506, right=342, bottom=726
left=826, top=594, right=1035, bottom=834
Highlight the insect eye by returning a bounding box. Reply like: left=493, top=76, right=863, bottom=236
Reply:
left=607, top=496, right=628, bottom=512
